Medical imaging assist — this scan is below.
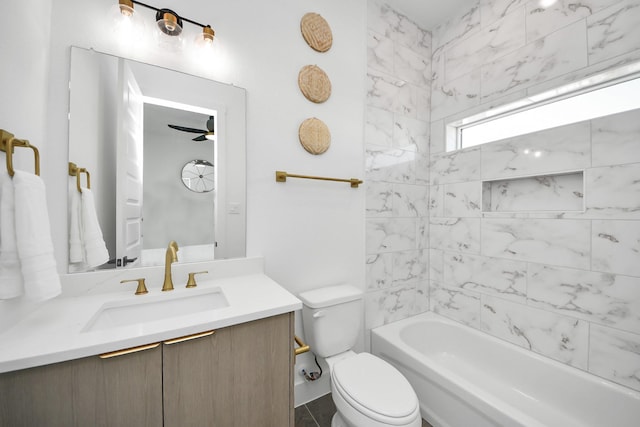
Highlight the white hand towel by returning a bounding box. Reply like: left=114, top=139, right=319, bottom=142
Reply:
left=68, top=184, right=84, bottom=264
left=13, top=171, right=61, bottom=301
left=0, top=172, right=23, bottom=299
left=80, top=188, right=109, bottom=268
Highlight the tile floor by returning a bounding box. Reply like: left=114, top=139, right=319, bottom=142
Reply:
left=295, top=393, right=433, bottom=427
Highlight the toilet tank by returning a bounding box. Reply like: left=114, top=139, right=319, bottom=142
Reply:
left=299, top=284, right=363, bottom=358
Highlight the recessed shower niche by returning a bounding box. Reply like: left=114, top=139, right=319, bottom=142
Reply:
left=482, top=171, right=585, bottom=213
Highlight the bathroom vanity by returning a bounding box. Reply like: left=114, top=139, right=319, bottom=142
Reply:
left=0, top=257, right=301, bottom=426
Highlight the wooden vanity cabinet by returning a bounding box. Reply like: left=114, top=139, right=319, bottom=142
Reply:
left=0, top=344, right=163, bottom=427
left=0, top=312, right=294, bottom=427
left=163, top=312, right=294, bottom=427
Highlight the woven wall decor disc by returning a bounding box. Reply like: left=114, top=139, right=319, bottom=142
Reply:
left=300, top=13, right=333, bottom=52
left=298, top=65, right=332, bottom=103
left=299, top=118, right=331, bottom=155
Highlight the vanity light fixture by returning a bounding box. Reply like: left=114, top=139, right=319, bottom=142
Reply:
left=156, top=8, right=183, bottom=36
left=114, top=0, right=215, bottom=45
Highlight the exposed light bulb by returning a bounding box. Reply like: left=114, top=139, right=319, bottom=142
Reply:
left=156, top=10, right=183, bottom=36
left=110, top=1, right=144, bottom=44
left=202, top=26, right=215, bottom=44
left=119, top=5, right=133, bottom=17
left=192, top=25, right=216, bottom=65
left=164, top=18, right=177, bottom=32
left=153, top=10, right=183, bottom=51
left=194, top=25, right=215, bottom=50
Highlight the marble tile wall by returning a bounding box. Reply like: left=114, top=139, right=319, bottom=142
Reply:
left=365, top=0, right=431, bottom=344
left=428, top=0, right=640, bottom=392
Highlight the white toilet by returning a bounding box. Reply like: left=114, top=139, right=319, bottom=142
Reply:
left=299, top=284, right=422, bottom=427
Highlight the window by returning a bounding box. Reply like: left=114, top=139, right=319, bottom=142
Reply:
left=447, top=62, right=640, bottom=151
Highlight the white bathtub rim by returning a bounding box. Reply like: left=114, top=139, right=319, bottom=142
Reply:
left=374, top=335, right=552, bottom=427
left=371, top=312, right=640, bottom=427
left=373, top=312, right=640, bottom=398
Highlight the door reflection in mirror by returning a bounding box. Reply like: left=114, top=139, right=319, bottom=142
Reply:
left=142, top=103, right=215, bottom=256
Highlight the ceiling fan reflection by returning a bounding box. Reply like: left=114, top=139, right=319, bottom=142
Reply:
left=168, top=115, right=215, bottom=141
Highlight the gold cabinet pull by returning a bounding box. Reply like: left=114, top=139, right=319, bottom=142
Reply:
left=294, top=335, right=310, bottom=357
left=163, top=330, right=215, bottom=345
left=99, top=342, right=160, bottom=359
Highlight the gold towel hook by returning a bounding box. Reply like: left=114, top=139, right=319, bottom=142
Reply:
left=68, top=162, right=91, bottom=193
left=0, top=129, right=40, bottom=177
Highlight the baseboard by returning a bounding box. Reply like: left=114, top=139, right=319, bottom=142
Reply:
left=294, top=373, right=331, bottom=407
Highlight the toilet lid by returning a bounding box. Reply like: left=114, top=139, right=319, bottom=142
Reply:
left=332, top=353, right=418, bottom=421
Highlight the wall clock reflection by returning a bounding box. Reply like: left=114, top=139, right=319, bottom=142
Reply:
left=181, top=159, right=215, bottom=193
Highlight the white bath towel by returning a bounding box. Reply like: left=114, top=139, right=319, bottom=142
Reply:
left=0, top=172, right=23, bottom=299
left=13, top=171, right=61, bottom=301
left=68, top=184, right=84, bottom=263
left=80, top=188, right=109, bottom=268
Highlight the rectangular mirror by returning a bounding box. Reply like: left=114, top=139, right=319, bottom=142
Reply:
left=68, top=46, right=246, bottom=272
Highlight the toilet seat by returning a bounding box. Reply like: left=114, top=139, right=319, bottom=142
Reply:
left=331, top=353, right=420, bottom=426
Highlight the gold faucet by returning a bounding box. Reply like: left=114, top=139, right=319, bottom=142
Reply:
left=162, top=241, right=179, bottom=291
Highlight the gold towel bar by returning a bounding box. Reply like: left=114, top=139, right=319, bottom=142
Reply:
left=68, top=162, right=91, bottom=193
left=294, top=335, right=310, bottom=357
left=0, top=129, right=40, bottom=177
left=276, top=170, right=363, bottom=188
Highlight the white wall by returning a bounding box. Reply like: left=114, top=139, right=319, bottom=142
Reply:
left=0, top=0, right=54, bottom=328
left=0, top=0, right=52, bottom=153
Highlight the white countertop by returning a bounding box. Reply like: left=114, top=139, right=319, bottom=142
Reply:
left=0, top=258, right=301, bottom=373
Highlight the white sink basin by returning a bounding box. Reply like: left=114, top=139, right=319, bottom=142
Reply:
left=83, top=287, right=229, bottom=332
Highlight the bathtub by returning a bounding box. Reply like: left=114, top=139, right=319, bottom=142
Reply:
left=371, top=312, right=640, bottom=427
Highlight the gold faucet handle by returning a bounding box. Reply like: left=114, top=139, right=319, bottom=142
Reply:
left=121, top=278, right=148, bottom=295
left=186, top=271, right=209, bottom=288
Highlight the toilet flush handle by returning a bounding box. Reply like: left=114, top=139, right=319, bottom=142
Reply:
left=313, top=310, right=325, bottom=318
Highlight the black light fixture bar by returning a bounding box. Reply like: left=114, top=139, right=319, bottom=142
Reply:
left=130, top=0, right=210, bottom=29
